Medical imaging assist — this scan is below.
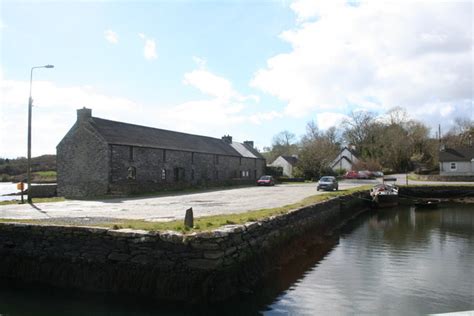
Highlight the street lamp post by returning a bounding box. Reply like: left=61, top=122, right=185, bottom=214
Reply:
left=27, top=64, right=54, bottom=203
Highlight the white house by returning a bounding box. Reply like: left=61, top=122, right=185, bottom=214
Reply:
left=269, top=155, right=298, bottom=177
left=331, top=147, right=359, bottom=171
left=439, top=147, right=474, bottom=176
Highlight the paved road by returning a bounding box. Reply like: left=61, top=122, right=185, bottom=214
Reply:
left=1, top=174, right=471, bottom=222
left=0, top=180, right=373, bottom=222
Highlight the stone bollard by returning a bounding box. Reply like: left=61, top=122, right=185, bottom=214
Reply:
left=184, top=207, right=194, bottom=228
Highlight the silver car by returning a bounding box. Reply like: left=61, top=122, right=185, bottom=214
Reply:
left=317, top=176, right=338, bottom=191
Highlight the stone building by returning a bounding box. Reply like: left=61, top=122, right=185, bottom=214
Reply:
left=57, top=108, right=266, bottom=198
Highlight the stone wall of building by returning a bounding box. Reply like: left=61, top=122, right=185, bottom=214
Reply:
left=109, top=144, right=266, bottom=194
left=0, top=193, right=368, bottom=303
left=57, top=124, right=110, bottom=198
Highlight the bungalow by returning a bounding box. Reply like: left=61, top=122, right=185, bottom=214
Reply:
left=269, top=155, right=298, bottom=178
left=439, top=146, right=474, bottom=176
left=331, top=146, right=359, bottom=172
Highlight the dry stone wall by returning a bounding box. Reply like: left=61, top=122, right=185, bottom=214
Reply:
left=0, top=193, right=368, bottom=303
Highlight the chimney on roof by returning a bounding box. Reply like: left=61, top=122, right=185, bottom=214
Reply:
left=244, top=141, right=254, bottom=148
left=77, top=107, right=92, bottom=123
left=222, top=135, right=233, bottom=144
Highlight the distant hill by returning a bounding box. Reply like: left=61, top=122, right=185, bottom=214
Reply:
left=0, top=155, right=56, bottom=182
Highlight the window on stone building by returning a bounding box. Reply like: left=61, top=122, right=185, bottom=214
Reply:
left=127, top=166, right=136, bottom=180
left=240, top=170, right=249, bottom=178
left=161, top=169, right=167, bottom=180
left=450, top=162, right=457, bottom=170
left=174, top=167, right=185, bottom=182
left=129, top=146, right=134, bottom=162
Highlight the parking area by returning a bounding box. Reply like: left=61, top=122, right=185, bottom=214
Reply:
left=0, top=180, right=374, bottom=222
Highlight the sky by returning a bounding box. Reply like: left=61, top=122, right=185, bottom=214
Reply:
left=0, top=0, right=473, bottom=158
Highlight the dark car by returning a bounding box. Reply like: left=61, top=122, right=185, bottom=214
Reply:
left=317, top=176, right=338, bottom=191
left=257, top=175, right=275, bottom=186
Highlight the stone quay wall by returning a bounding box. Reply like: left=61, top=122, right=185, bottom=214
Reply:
left=400, top=186, right=474, bottom=198
left=0, top=192, right=369, bottom=303
left=29, top=184, right=57, bottom=198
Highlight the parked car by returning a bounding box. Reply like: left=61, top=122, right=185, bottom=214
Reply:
left=317, top=176, right=338, bottom=191
left=373, top=171, right=384, bottom=177
left=257, top=175, right=275, bottom=186
left=344, top=171, right=359, bottom=179
left=357, top=170, right=371, bottom=179
left=344, top=170, right=375, bottom=179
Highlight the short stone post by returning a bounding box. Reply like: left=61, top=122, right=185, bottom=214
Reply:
left=184, top=207, right=194, bottom=228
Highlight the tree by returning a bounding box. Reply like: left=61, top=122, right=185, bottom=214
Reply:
left=443, top=118, right=474, bottom=147
left=266, top=130, right=299, bottom=162
left=342, top=110, right=377, bottom=157
left=297, top=121, right=340, bottom=179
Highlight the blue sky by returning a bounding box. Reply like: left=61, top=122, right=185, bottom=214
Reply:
left=1, top=0, right=473, bottom=158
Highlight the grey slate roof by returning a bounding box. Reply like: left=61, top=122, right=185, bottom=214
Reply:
left=439, top=147, right=474, bottom=162
left=230, top=142, right=257, bottom=158
left=89, top=117, right=264, bottom=158
left=331, top=156, right=353, bottom=168
left=281, top=155, right=298, bottom=166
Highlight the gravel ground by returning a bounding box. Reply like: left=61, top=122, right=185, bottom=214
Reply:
left=2, top=174, right=469, bottom=223
left=0, top=181, right=371, bottom=222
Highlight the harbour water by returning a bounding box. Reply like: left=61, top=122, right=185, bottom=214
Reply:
left=0, top=182, right=21, bottom=202
left=0, top=203, right=473, bottom=315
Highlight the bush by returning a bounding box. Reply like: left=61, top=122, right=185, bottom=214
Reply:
left=277, top=177, right=305, bottom=182
left=265, top=166, right=283, bottom=177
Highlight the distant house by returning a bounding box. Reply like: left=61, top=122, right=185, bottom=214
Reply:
left=330, top=147, right=359, bottom=171
left=57, top=108, right=266, bottom=198
left=269, top=155, right=298, bottom=178
left=439, top=147, right=474, bottom=176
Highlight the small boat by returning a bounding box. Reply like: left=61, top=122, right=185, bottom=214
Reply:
left=370, top=183, right=399, bottom=208
left=414, top=199, right=441, bottom=209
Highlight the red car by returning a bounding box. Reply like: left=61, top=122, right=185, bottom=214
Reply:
left=344, top=171, right=359, bottom=179
left=257, top=175, right=275, bottom=186
left=344, top=170, right=372, bottom=179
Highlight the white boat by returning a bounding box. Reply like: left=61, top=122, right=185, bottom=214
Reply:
left=370, top=183, right=399, bottom=208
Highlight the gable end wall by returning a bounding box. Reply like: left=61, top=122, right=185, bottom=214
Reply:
left=57, top=123, right=110, bottom=198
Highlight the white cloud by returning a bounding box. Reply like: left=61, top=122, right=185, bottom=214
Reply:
left=0, top=79, right=140, bottom=158
left=192, top=56, right=207, bottom=69
left=183, top=66, right=259, bottom=103
left=251, top=0, right=473, bottom=125
left=104, top=29, right=118, bottom=44
left=316, top=112, right=350, bottom=130
left=138, top=33, right=157, bottom=60
left=183, top=70, right=237, bottom=100
left=0, top=66, right=274, bottom=158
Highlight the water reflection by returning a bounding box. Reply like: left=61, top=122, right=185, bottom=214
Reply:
left=264, top=204, right=474, bottom=315
left=1, top=204, right=473, bottom=315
